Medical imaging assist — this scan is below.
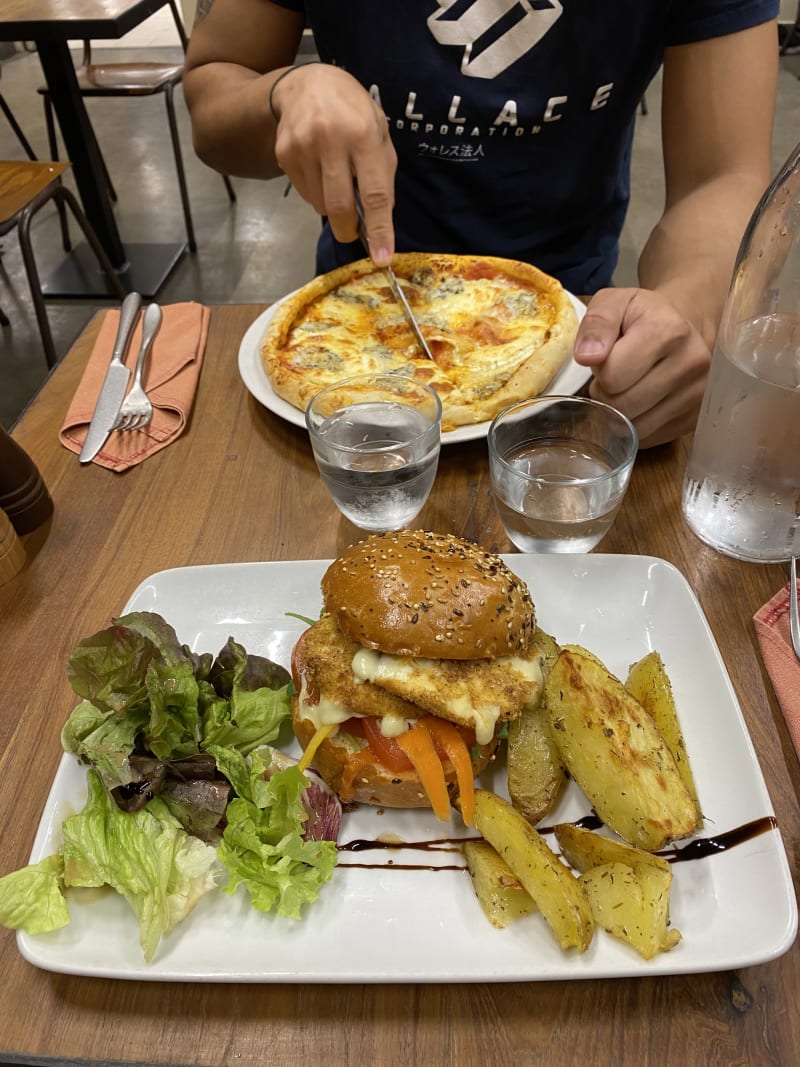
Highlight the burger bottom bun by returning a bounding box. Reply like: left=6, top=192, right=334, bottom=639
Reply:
left=292, top=700, right=499, bottom=810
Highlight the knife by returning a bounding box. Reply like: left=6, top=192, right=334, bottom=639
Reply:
left=79, top=291, right=143, bottom=463
left=354, top=192, right=435, bottom=361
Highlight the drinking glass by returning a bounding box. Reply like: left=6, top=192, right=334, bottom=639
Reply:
left=305, top=373, right=442, bottom=531
left=488, top=396, right=638, bottom=553
left=682, top=140, right=800, bottom=563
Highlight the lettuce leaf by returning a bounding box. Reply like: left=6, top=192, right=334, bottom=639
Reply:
left=144, top=658, right=201, bottom=759
left=201, top=638, right=292, bottom=755
left=0, top=853, right=69, bottom=935
left=61, top=699, right=148, bottom=790
left=209, top=750, right=337, bottom=919
left=61, top=770, right=220, bottom=961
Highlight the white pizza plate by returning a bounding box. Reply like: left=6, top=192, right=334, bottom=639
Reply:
left=18, top=555, right=797, bottom=983
left=238, top=290, right=589, bottom=445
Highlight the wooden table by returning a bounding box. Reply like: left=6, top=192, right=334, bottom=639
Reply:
left=1, top=304, right=798, bottom=1066
left=0, top=0, right=185, bottom=297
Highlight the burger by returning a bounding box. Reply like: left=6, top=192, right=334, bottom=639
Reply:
left=291, top=530, right=545, bottom=825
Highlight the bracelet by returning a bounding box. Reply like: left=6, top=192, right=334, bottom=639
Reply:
left=268, top=61, right=320, bottom=123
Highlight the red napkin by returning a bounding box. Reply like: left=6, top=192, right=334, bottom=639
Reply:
left=754, top=580, right=800, bottom=759
left=60, top=302, right=210, bottom=471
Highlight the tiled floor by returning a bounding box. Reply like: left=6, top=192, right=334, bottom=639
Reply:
left=1, top=27, right=800, bottom=429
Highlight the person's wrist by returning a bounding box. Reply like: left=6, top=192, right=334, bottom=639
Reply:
left=268, top=61, right=321, bottom=122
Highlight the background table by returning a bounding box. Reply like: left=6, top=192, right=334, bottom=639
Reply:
left=1, top=305, right=798, bottom=1066
left=0, top=0, right=185, bottom=296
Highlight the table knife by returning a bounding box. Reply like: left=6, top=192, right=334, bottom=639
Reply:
left=354, top=192, right=435, bottom=361
left=79, top=291, right=143, bottom=464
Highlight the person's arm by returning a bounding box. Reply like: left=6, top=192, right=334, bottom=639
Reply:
left=183, top=0, right=397, bottom=261
left=574, top=21, right=778, bottom=447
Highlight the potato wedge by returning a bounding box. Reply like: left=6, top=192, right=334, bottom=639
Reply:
left=544, top=649, right=697, bottom=851
left=473, top=789, right=593, bottom=952
left=507, top=630, right=566, bottom=823
left=463, top=839, right=537, bottom=929
left=507, top=699, right=567, bottom=825
left=626, top=651, right=701, bottom=827
left=579, top=862, right=682, bottom=960
left=554, top=822, right=672, bottom=877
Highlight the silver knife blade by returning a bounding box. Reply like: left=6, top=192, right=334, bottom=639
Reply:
left=79, top=291, right=143, bottom=464
left=383, top=264, right=435, bottom=361
left=353, top=190, right=435, bottom=361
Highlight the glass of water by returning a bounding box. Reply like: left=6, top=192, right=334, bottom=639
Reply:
left=305, top=373, right=442, bottom=531
left=488, top=396, right=638, bottom=553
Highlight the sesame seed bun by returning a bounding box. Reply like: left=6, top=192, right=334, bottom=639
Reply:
left=320, top=531, right=535, bottom=660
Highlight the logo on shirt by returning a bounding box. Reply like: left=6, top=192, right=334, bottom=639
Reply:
left=427, top=0, right=563, bottom=79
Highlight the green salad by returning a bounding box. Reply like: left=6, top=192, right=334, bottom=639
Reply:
left=0, top=612, right=339, bottom=960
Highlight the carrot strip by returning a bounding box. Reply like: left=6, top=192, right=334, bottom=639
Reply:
left=396, top=722, right=451, bottom=821
left=422, top=716, right=476, bottom=827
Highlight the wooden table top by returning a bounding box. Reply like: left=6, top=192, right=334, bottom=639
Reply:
left=0, top=0, right=167, bottom=42
left=1, top=304, right=798, bottom=1067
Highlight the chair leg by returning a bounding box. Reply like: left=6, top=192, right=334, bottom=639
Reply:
left=16, top=205, right=59, bottom=369
left=164, top=83, right=197, bottom=253
left=0, top=92, right=37, bottom=161
left=56, top=185, right=127, bottom=302
left=42, top=94, right=72, bottom=252
left=15, top=181, right=128, bottom=368
left=223, top=174, right=236, bottom=203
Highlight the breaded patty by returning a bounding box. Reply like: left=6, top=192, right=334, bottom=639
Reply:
left=300, top=614, right=423, bottom=721
left=350, top=641, right=545, bottom=745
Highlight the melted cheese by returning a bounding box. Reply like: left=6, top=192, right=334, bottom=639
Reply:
left=298, top=678, right=415, bottom=738
left=297, top=679, right=351, bottom=731
left=350, top=649, right=544, bottom=746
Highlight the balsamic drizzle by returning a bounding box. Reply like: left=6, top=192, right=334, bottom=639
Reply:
left=335, top=816, right=778, bottom=872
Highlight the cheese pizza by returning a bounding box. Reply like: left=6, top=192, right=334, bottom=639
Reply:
left=260, top=253, right=579, bottom=432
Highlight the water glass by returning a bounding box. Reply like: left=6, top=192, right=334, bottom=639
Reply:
left=488, top=396, right=638, bottom=553
left=305, top=373, right=442, bottom=531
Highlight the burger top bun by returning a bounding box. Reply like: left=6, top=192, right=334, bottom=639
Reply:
left=321, top=530, right=535, bottom=660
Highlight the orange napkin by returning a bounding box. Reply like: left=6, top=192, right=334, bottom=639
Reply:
left=60, top=301, right=210, bottom=472
left=754, top=580, right=800, bottom=759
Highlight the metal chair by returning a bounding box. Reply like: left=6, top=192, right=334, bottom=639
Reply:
left=37, top=0, right=236, bottom=254
left=0, top=160, right=126, bottom=367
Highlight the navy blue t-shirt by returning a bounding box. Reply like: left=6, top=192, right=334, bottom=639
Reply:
left=271, top=0, right=777, bottom=293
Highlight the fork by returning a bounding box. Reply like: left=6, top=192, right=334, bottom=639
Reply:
left=113, top=302, right=162, bottom=431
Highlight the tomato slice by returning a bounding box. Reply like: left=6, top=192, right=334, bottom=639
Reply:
left=361, top=717, right=414, bottom=773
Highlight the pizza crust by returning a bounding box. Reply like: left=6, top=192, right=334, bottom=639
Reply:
left=260, top=253, right=578, bottom=431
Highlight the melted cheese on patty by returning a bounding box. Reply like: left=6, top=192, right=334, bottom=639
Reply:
left=351, top=648, right=544, bottom=746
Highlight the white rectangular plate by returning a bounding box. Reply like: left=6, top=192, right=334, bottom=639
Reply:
left=18, top=555, right=797, bottom=982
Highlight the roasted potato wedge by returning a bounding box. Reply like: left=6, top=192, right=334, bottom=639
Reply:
left=626, top=651, right=701, bottom=827
left=473, top=789, right=593, bottom=952
left=579, top=862, right=682, bottom=960
left=554, top=822, right=672, bottom=877
left=507, top=629, right=566, bottom=823
left=544, top=648, right=697, bottom=851
left=463, top=839, right=537, bottom=929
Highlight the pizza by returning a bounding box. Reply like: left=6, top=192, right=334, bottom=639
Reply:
left=260, top=252, right=579, bottom=432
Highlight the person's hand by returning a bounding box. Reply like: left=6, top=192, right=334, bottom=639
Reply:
left=573, top=288, right=711, bottom=448
left=271, top=63, right=397, bottom=265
